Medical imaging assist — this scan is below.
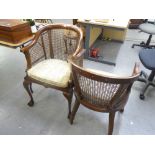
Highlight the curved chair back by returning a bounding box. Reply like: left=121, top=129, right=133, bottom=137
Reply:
left=71, top=61, right=140, bottom=112
left=21, top=24, right=83, bottom=69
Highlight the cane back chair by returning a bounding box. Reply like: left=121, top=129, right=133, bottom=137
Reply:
left=20, top=24, right=83, bottom=118
left=69, top=59, right=140, bottom=134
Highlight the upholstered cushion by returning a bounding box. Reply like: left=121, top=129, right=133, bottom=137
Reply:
left=27, top=59, right=71, bottom=88
left=139, top=49, right=155, bottom=70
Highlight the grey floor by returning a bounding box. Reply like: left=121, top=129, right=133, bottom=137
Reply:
left=0, top=28, right=155, bottom=135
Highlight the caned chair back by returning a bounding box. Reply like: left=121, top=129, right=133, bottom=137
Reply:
left=71, top=61, right=140, bottom=112
left=21, top=24, right=83, bottom=70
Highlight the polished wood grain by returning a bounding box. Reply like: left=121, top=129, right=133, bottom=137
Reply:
left=0, top=19, right=32, bottom=45
left=0, top=35, right=34, bottom=48
left=0, top=19, right=32, bottom=46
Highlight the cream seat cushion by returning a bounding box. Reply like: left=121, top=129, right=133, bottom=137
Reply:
left=27, top=59, right=71, bottom=88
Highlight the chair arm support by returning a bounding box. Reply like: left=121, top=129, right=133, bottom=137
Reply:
left=20, top=28, right=44, bottom=53
left=19, top=36, right=40, bottom=70
left=68, top=49, right=86, bottom=67
left=132, top=62, right=140, bottom=76
left=75, top=49, right=86, bottom=58
left=20, top=37, right=38, bottom=53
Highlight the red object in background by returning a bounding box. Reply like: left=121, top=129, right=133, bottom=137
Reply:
left=90, top=48, right=99, bottom=58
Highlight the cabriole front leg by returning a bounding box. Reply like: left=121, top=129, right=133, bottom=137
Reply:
left=23, top=79, right=34, bottom=107
left=63, top=88, right=73, bottom=118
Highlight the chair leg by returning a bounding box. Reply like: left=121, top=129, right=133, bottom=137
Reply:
left=30, top=83, right=33, bottom=93
left=119, top=109, right=124, bottom=113
left=146, top=34, right=152, bottom=46
left=108, top=112, right=116, bottom=135
left=23, top=79, right=34, bottom=107
left=139, top=81, right=150, bottom=100
left=70, top=98, right=80, bottom=125
left=132, top=34, right=153, bottom=49
left=63, top=89, right=73, bottom=118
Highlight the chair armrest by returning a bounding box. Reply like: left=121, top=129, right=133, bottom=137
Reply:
left=20, top=34, right=39, bottom=53
left=132, top=62, right=140, bottom=76
left=75, top=49, right=86, bottom=58
left=20, top=30, right=44, bottom=70
left=69, top=49, right=86, bottom=67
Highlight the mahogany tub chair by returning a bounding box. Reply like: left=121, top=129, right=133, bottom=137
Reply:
left=20, top=24, right=83, bottom=118
left=69, top=59, right=140, bottom=134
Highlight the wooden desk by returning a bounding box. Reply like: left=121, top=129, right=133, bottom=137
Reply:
left=78, top=19, right=129, bottom=65
left=0, top=19, right=34, bottom=48
left=78, top=19, right=129, bottom=29
left=0, top=22, right=52, bottom=48
left=0, top=35, right=34, bottom=48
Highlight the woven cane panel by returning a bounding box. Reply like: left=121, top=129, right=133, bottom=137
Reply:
left=51, top=29, right=66, bottom=60
left=29, top=31, right=55, bottom=65
left=64, top=37, right=77, bottom=54
left=51, top=29, right=78, bottom=60
left=29, top=28, right=79, bottom=65
left=78, top=75, right=120, bottom=106
left=64, top=29, right=78, bottom=54
left=41, top=31, right=51, bottom=59
left=29, top=37, right=46, bottom=65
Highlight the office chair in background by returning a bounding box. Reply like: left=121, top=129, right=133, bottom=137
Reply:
left=132, top=20, right=155, bottom=49
left=137, top=48, right=155, bottom=99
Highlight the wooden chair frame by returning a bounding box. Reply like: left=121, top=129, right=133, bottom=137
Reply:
left=21, top=24, right=83, bottom=118
left=69, top=58, right=140, bottom=134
